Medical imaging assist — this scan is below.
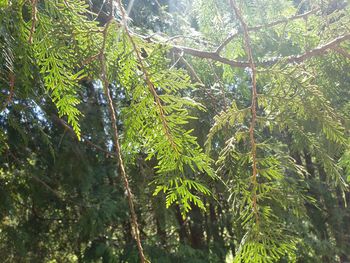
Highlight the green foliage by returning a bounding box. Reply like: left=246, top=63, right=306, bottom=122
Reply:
left=340, top=145, right=350, bottom=182
left=30, top=0, right=102, bottom=138
left=0, top=0, right=350, bottom=262
left=102, top=25, right=214, bottom=216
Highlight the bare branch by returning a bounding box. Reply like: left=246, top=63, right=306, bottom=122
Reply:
left=171, top=33, right=350, bottom=68
left=215, top=8, right=319, bottom=55
left=52, top=115, right=117, bottom=158
left=229, top=0, right=259, bottom=224
left=249, top=7, right=319, bottom=31
left=172, top=44, right=251, bottom=67
left=98, top=2, right=147, bottom=262
left=178, top=56, right=221, bottom=114
left=215, top=30, right=239, bottom=54
left=273, top=33, right=350, bottom=64
left=28, top=0, right=38, bottom=44
left=116, top=0, right=179, bottom=154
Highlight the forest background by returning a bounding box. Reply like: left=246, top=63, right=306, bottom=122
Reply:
left=0, top=0, right=350, bottom=262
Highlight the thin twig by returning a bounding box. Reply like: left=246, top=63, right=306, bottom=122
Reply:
left=52, top=115, right=117, bottom=158
left=249, top=7, right=319, bottom=31
left=229, top=0, right=259, bottom=224
left=28, top=0, right=38, bottom=44
left=99, top=2, right=147, bottom=262
left=214, top=8, right=319, bottom=55
left=215, top=30, right=239, bottom=54
left=276, top=34, right=350, bottom=64
left=178, top=56, right=221, bottom=114
left=116, top=0, right=178, bottom=153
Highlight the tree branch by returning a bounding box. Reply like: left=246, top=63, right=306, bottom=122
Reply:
left=116, top=0, right=179, bottom=154
left=171, top=33, right=350, bottom=68
left=229, top=0, right=259, bottom=224
left=215, top=30, right=239, bottom=54
left=28, top=0, right=38, bottom=44
left=271, top=33, right=350, bottom=64
left=51, top=115, right=117, bottom=158
left=85, top=2, right=349, bottom=69
left=99, top=2, right=147, bottom=262
left=177, top=56, right=221, bottom=114
left=249, top=7, right=319, bottom=31
left=172, top=44, right=251, bottom=67
left=214, top=8, right=319, bottom=55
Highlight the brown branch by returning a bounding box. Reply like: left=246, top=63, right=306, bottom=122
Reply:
left=28, top=0, right=38, bottom=44
left=178, top=56, right=221, bottom=114
left=99, top=2, right=147, bottom=262
left=215, top=30, right=239, bottom=54
left=116, top=0, right=178, bottom=154
left=51, top=115, right=117, bottom=158
left=123, top=17, right=350, bottom=69
left=165, top=34, right=216, bottom=47
left=178, top=56, right=204, bottom=86
left=31, top=174, right=64, bottom=199
left=172, top=44, right=251, bottom=67
left=7, top=149, right=98, bottom=208
left=229, top=0, right=259, bottom=224
left=171, top=33, right=350, bottom=68
left=268, top=33, right=350, bottom=65
left=214, top=8, right=319, bottom=55
left=80, top=52, right=100, bottom=66
left=249, top=7, right=319, bottom=31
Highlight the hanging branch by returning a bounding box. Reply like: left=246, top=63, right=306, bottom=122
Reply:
left=99, top=2, right=147, bottom=262
left=115, top=0, right=178, bottom=152
left=229, top=0, right=259, bottom=224
left=28, top=0, right=38, bottom=44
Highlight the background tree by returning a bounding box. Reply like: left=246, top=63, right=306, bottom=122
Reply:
left=0, top=0, right=349, bottom=262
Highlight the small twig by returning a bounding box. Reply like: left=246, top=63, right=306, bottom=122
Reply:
left=28, top=0, right=38, bottom=44
left=277, top=34, right=350, bottom=64
left=52, top=115, right=117, bottom=158
left=99, top=2, right=147, bottom=262
left=215, top=30, right=239, bottom=54
left=178, top=56, right=221, bottom=114
left=80, top=52, right=100, bottom=66
left=249, top=7, right=319, bottom=31
left=7, top=149, right=97, bottom=208
left=178, top=56, right=203, bottom=86
left=214, top=8, right=319, bottom=55
left=208, top=61, right=228, bottom=110
left=229, top=0, right=259, bottom=224
left=165, top=34, right=215, bottom=47
left=116, top=0, right=178, bottom=153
